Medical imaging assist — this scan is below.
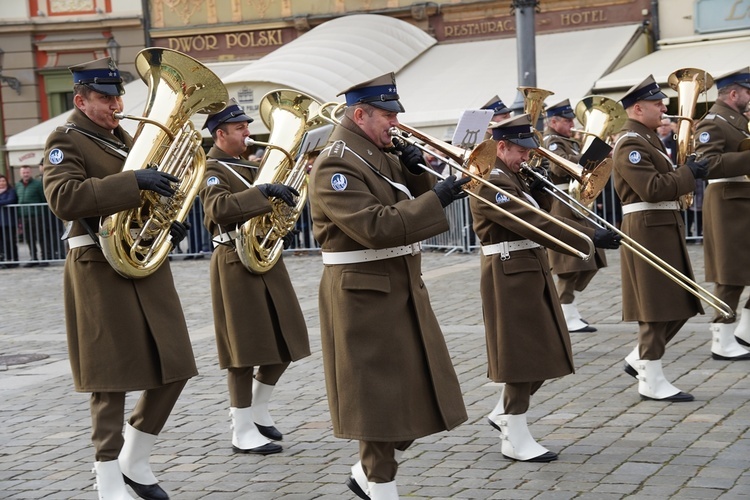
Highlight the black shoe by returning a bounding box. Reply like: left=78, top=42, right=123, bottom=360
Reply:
left=640, top=391, right=694, bottom=402
left=346, top=476, right=370, bottom=500
left=736, top=336, right=750, bottom=347
left=256, top=423, right=283, bottom=441
left=487, top=417, right=502, bottom=433
left=503, top=450, right=558, bottom=463
left=23, top=261, right=39, bottom=268
left=38, top=262, right=49, bottom=267
left=711, top=351, right=750, bottom=360
left=183, top=255, right=194, bottom=260
left=569, top=324, right=597, bottom=333
left=123, top=474, right=169, bottom=500
left=232, top=442, right=282, bottom=455
left=623, top=361, right=638, bottom=379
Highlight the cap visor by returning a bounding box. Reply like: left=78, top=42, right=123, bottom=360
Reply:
left=224, top=114, right=254, bottom=124
left=87, top=83, right=125, bottom=96
left=738, top=82, right=750, bottom=89
left=642, top=90, right=668, bottom=101
left=370, top=100, right=405, bottom=113
left=561, top=111, right=576, bottom=119
left=509, top=136, right=539, bottom=149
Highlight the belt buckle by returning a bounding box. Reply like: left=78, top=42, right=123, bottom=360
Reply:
left=500, top=241, right=510, bottom=261
left=411, top=242, right=421, bottom=255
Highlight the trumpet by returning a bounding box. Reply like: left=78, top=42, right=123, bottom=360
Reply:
left=522, top=165, right=735, bottom=319
left=391, top=124, right=595, bottom=261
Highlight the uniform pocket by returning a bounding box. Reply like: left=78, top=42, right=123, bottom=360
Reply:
left=501, top=256, right=541, bottom=275
left=643, top=211, right=675, bottom=227
left=340, top=269, right=391, bottom=293
left=73, top=245, right=107, bottom=263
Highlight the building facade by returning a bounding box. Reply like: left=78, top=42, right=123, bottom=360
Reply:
left=5, top=0, right=747, bottom=177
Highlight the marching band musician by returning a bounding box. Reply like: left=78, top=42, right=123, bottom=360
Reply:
left=198, top=99, right=311, bottom=455
left=543, top=99, right=608, bottom=333
left=308, top=73, right=468, bottom=500
left=43, top=57, right=196, bottom=500
left=612, top=75, right=710, bottom=402
left=471, top=114, right=620, bottom=463
left=482, top=95, right=512, bottom=139
left=694, top=67, right=750, bottom=360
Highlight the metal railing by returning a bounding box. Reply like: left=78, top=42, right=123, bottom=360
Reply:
left=0, top=184, right=705, bottom=266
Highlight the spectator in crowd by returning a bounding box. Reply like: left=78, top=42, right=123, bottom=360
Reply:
left=0, top=174, right=19, bottom=267
left=184, top=198, right=211, bottom=259
left=15, top=165, right=48, bottom=267
left=38, top=162, right=66, bottom=260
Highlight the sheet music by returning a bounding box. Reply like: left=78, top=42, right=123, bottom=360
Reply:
left=298, top=124, right=335, bottom=157
left=451, top=109, right=494, bottom=149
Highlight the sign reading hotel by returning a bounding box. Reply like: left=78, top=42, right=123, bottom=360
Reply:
left=434, top=0, right=651, bottom=41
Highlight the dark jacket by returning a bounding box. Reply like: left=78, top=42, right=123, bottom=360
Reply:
left=0, top=188, right=18, bottom=227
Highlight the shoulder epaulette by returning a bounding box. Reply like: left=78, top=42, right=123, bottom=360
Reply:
left=328, top=140, right=346, bottom=158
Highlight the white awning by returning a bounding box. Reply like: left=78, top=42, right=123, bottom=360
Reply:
left=593, top=34, right=750, bottom=101
left=5, top=60, right=250, bottom=167
left=222, top=14, right=436, bottom=135
left=397, top=23, right=646, bottom=140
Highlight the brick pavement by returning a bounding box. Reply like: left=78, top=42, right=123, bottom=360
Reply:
left=0, top=246, right=748, bottom=499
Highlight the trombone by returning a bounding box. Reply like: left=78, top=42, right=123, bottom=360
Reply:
left=522, top=165, right=735, bottom=320
left=315, top=101, right=595, bottom=261
left=391, top=124, right=594, bottom=261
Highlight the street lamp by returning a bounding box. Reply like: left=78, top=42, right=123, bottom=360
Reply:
left=0, top=48, right=22, bottom=95
left=106, top=37, right=135, bottom=83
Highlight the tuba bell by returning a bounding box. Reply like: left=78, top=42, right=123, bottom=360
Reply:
left=568, top=95, right=626, bottom=203
left=99, top=48, right=228, bottom=279
left=235, top=89, right=328, bottom=274
left=520, top=87, right=613, bottom=206
left=667, top=67, right=714, bottom=209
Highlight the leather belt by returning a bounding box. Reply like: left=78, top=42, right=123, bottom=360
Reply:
left=481, top=239, right=541, bottom=260
left=67, top=234, right=96, bottom=249
left=212, top=230, right=238, bottom=248
left=621, top=201, right=680, bottom=215
left=321, top=243, right=421, bottom=265
left=708, top=176, right=750, bottom=184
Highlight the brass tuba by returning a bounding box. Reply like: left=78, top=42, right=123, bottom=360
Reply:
left=521, top=87, right=613, bottom=206
left=99, top=48, right=228, bottom=279
left=574, top=95, right=626, bottom=154
left=667, top=67, right=714, bottom=209
left=235, top=89, right=328, bottom=274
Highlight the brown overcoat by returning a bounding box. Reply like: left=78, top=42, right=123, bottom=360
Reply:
left=543, top=130, right=607, bottom=274
left=612, top=118, right=703, bottom=322
left=695, top=101, right=750, bottom=285
left=308, top=118, right=467, bottom=441
left=470, top=159, right=595, bottom=383
left=199, top=146, right=310, bottom=368
left=43, top=108, right=197, bottom=392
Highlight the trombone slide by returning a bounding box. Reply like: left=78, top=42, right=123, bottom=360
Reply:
left=390, top=126, right=594, bottom=261
left=522, top=166, right=735, bottom=320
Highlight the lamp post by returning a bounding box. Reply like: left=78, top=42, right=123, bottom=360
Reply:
left=106, top=37, right=134, bottom=83
left=0, top=49, right=22, bottom=95
left=509, top=0, right=539, bottom=115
